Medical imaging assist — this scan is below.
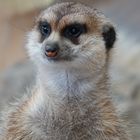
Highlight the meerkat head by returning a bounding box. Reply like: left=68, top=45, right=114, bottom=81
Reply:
left=26, top=2, right=116, bottom=71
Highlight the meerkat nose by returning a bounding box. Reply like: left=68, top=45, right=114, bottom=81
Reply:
left=45, top=43, right=59, bottom=58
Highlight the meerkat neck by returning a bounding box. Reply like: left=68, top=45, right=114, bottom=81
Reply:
left=36, top=65, right=109, bottom=102
left=27, top=65, right=110, bottom=122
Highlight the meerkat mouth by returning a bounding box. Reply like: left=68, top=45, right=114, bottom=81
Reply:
left=45, top=51, right=58, bottom=58
left=45, top=53, right=73, bottom=62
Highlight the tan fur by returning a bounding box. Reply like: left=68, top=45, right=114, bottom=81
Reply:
left=0, top=2, right=131, bottom=140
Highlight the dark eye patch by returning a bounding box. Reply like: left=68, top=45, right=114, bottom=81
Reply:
left=62, top=23, right=87, bottom=39
left=38, top=21, right=51, bottom=38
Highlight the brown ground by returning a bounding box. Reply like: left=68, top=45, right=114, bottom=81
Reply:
left=0, top=9, right=40, bottom=71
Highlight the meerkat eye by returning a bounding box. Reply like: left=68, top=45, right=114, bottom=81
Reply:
left=39, top=22, right=51, bottom=37
left=63, top=24, right=86, bottom=38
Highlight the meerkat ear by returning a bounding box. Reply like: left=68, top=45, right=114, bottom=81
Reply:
left=102, top=24, right=116, bottom=50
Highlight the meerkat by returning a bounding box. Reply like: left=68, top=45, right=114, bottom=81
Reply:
left=0, top=2, right=131, bottom=140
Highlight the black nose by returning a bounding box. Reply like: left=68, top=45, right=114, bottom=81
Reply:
left=45, top=43, right=59, bottom=57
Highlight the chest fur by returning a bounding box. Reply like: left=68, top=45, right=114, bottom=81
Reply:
left=27, top=98, right=102, bottom=140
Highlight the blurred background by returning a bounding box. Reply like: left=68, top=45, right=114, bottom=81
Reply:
left=0, top=0, right=140, bottom=139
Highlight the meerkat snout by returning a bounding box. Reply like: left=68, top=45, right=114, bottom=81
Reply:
left=45, top=42, right=60, bottom=58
